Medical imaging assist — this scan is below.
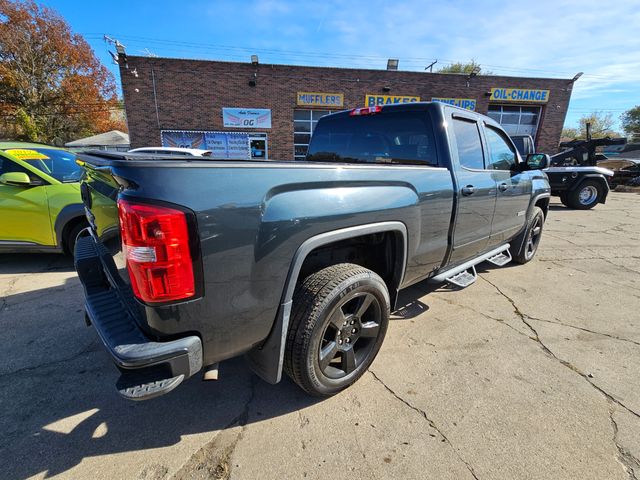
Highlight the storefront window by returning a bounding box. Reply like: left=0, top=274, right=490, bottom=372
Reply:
left=294, top=109, right=333, bottom=160
left=487, top=105, right=541, bottom=137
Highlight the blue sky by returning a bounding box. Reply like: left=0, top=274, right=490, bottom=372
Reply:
left=45, top=0, right=640, bottom=131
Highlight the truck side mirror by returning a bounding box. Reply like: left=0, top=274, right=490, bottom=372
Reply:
left=525, top=153, right=550, bottom=170
left=0, top=172, right=32, bottom=186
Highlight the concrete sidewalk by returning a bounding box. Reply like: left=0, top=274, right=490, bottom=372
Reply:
left=1, top=193, right=639, bottom=480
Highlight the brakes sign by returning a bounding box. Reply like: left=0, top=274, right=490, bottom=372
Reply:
left=6, top=149, right=50, bottom=160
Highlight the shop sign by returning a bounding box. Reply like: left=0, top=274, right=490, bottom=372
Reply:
left=365, top=94, right=420, bottom=106
left=204, top=132, right=251, bottom=159
left=297, top=92, right=344, bottom=107
left=431, top=98, right=476, bottom=110
left=489, top=88, right=549, bottom=103
left=222, top=108, right=271, bottom=128
left=161, top=130, right=251, bottom=159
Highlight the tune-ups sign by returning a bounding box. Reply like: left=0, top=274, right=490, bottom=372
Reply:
left=222, top=108, right=272, bottom=128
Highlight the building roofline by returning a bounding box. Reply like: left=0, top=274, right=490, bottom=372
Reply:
left=124, top=55, right=574, bottom=83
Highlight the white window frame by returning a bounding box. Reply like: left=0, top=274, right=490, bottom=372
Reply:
left=294, top=109, right=333, bottom=160
left=487, top=105, right=542, bottom=139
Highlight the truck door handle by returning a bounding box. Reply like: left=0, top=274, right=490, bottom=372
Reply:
left=498, top=182, right=509, bottom=192
left=461, top=185, right=475, bottom=196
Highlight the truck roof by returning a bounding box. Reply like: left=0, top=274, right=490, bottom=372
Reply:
left=324, top=101, right=503, bottom=129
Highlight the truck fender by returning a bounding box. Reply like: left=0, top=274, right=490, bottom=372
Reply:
left=54, top=203, right=87, bottom=248
left=246, top=221, right=408, bottom=385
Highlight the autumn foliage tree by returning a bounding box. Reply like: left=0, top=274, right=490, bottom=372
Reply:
left=0, top=0, right=126, bottom=143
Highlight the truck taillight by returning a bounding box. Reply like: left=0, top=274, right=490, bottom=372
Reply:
left=349, top=106, right=383, bottom=116
left=117, top=198, right=195, bottom=303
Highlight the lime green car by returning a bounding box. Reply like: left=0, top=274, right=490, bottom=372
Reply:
left=0, top=142, right=89, bottom=254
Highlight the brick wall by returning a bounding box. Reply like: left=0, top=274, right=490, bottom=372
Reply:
left=120, top=56, right=573, bottom=158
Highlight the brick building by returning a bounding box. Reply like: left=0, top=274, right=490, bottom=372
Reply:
left=119, top=55, right=574, bottom=160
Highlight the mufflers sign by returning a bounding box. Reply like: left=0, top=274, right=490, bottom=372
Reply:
left=490, top=88, right=549, bottom=103
left=297, top=92, right=344, bottom=107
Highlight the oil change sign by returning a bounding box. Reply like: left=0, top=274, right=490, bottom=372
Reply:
left=490, top=88, right=549, bottom=103
left=431, top=98, right=476, bottom=110
left=297, top=92, right=344, bottom=107
left=365, top=94, right=420, bottom=106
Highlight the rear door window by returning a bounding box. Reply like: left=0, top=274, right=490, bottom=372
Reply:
left=306, top=110, right=438, bottom=166
left=452, top=118, right=485, bottom=170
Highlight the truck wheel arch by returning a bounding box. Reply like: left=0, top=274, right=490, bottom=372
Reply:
left=246, top=221, right=408, bottom=385
left=569, top=174, right=609, bottom=202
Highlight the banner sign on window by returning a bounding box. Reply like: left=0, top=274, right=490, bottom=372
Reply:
left=222, top=108, right=271, bottom=128
left=489, top=88, right=549, bottom=103
left=365, top=95, right=420, bottom=106
left=296, top=92, right=344, bottom=107
left=431, top=98, right=476, bottom=111
left=160, top=131, right=205, bottom=149
left=161, top=130, right=251, bottom=159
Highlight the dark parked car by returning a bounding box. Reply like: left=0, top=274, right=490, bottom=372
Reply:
left=75, top=102, right=551, bottom=400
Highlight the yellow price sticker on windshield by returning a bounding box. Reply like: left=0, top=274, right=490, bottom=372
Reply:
left=6, top=149, right=50, bottom=160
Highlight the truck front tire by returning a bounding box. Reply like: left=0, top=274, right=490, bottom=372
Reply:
left=284, top=263, right=390, bottom=396
left=511, top=206, right=544, bottom=264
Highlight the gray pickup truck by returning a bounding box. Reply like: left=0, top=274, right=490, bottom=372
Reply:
left=75, top=102, right=551, bottom=400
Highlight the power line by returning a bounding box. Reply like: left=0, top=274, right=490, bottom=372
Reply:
left=83, top=32, right=602, bottom=79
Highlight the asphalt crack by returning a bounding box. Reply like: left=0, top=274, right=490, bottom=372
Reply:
left=171, top=375, right=257, bottom=480
left=529, top=316, right=640, bottom=348
left=0, top=340, right=99, bottom=379
left=610, top=408, right=640, bottom=480
left=0, top=276, right=19, bottom=316
left=368, top=370, right=480, bottom=480
left=480, top=275, right=640, bottom=421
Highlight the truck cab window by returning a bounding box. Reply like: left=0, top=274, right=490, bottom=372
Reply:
left=307, top=111, right=438, bottom=166
left=452, top=118, right=485, bottom=170
left=485, top=127, right=518, bottom=171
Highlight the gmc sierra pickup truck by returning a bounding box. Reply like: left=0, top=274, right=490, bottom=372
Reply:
left=75, top=102, right=551, bottom=400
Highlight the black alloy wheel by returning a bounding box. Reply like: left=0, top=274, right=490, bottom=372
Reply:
left=318, top=291, right=382, bottom=379
left=524, top=212, right=543, bottom=261
left=284, top=263, right=390, bottom=396
left=511, top=206, right=545, bottom=264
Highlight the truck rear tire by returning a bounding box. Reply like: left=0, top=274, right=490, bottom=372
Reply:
left=565, top=180, right=602, bottom=209
left=284, top=263, right=390, bottom=396
left=510, top=206, right=544, bottom=264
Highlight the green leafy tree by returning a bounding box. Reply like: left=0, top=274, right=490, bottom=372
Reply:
left=0, top=0, right=126, bottom=143
left=437, top=59, right=492, bottom=75
left=620, top=106, right=640, bottom=141
left=561, top=127, right=579, bottom=140
left=562, top=112, right=621, bottom=140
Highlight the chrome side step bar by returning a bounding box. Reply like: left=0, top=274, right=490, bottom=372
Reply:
left=447, top=265, right=477, bottom=288
left=486, top=249, right=512, bottom=267
left=431, top=244, right=511, bottom=287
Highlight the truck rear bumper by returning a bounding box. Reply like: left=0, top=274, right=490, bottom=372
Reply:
left=75, top=235, right=203, bottom=400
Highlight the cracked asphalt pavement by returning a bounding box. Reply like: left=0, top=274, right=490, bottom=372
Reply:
left=1, top=192, right=639, bottom=480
